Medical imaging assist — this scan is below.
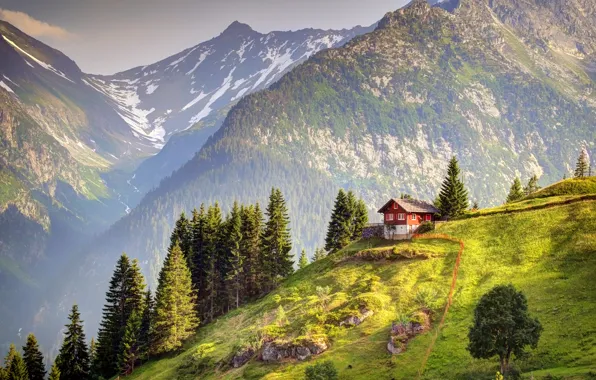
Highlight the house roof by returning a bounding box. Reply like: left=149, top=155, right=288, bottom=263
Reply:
left=377, top=198, right=440, bottom=214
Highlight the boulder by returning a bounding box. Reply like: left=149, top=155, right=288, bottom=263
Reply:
left=231, top=347, right=255, bottom=368
left=260, top=337, right=328, bottom=362
left=339, top=308, right=374, bottom=327
left=387, top=309, right=431, bottom=355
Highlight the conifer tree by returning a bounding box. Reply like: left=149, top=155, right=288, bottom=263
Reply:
left=575, top=148, right=589, bottom=178
left=22, top=333, right=45, bottom=380
left=262, top=188, right=293, bottom=290
left=152, top=243, right=199, bottom=354
left=352, top=199, right=368, bottom=240
left=3, top=344, right=16, bottom=374
left=506, top=177, right=524, bottom=203
left=325, top=189, right=352, bottom=253
left=241, top=204, right=263, bottom=300
left=298, top=249, right=309, bottom=269
left=169, top=212, right=193, bottom=262
left=48, top=364, right=60, bottom=380
left=313, top=247, right=327, bottom=261
left=203, top=203, right=222, bottom=322
left=56, top=305, right=90, bottom=380
left=7, top=352, right=27, bottom=380
left=225, top=201, right=244, bottom=309
left=523, top=175, right=540, bottom=195
left=138, top=289, right=154, bottom=363
left=0, top=367, right=5, bottom=380
left=118, top=310, right=142, bottom=376
left=437, top=156, right=469, bottom=217
left=190, top=205, right=207, bottom=291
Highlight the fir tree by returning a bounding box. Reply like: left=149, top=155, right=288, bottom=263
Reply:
left=138, top=289, right=154, bottom=363
left=225, top=201, right=244, bottom=309
left=352, top=199, right=368, bottom=240
left=169, top=212, right=193, bottom=263
left=575, top=148, right=589, bottom=178
left=241, top=204, right=263, bottom=300
left=313, top=247, right=327, bottom=261
left=523, top=175, right=540, bottom=196
left=506, top=177, right=524, bottom=203
left=325, top=189, right=352, bottom=253
left=3, top=344, right=16, bottom=373
left=118, top=310, right=142, bottom=376
left=22, top=333, right=45, bottom=380
left=48, top=364, right=60, bottom=380
left=262, top=188, right=293, bottom=291
left=298, top=249, right=309, bottom=269
left=190, top=205, right=207, bottom=291
left=203, top=203, right=222, bottom=322
left=437, top=156, right=469, bottom=217
left=56, top=305, right=90, bottom=380
left=152, top=243, right=199, bottom=354
left=7, top=352, right=27, bottom=380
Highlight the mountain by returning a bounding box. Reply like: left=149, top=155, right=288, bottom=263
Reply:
left=123, top=189, right=596, bottom=379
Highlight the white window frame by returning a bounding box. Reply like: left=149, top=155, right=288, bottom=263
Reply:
left=386, top=213, right=394, bottom=221
left=393, top=202, right=398, bottom=209
left=425, top=214, right=432, bottom=221
left=398, top=213, right=405, bottom=220
left=411, top=213, right=417, bottom=221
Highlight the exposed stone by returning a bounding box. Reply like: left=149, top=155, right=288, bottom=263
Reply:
left=231, top=347, right=255, bottom=368
left=387, top=309, right=431, bottom=355
left=260, top=337, right=328, bottom=363
left=339, top=308, right=374, bottom=327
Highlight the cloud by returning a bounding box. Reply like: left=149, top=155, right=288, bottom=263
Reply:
left=0, top=8, right=73, bottom=39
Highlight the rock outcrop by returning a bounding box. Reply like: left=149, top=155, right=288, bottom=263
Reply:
left=339, top=308, right=374, bottom=327
left=387, top=310, right=431, bottom=355
left=260, top=337, right=328, bottom=362
left=231, top=347, right=255, bottom=368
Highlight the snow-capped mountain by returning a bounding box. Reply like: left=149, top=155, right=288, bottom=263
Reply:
left=87, top=21, right=374, bottom=151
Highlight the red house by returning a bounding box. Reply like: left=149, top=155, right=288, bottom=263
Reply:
left=377, top=198, right=439, bottom=239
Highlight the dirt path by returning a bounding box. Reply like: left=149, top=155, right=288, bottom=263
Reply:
left=412, top=233, right=465, bottom=379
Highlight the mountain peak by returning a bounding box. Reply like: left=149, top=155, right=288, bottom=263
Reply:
left=222, top=21, right=254, bottom=36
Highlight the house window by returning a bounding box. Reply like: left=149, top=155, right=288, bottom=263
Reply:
left=411, top=214, right=417, bottom=221
left=398, top=213, right=405, bottom=220
left=386, top=213, right=394, bottom=221
left=425, top=214, right=432, bottom=221
left=393, top=203, right=398, bottom=209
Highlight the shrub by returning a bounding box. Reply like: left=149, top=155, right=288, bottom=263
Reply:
left=417, top=221, right=435, bottom=234
left=179, top=343, right=216, bottom=375
left=304, top=360, right=338, bottom=380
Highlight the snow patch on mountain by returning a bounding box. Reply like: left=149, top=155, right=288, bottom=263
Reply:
left=0, top=80, right=15, bottom=94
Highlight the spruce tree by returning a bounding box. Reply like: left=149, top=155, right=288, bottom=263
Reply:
left=262, top=188, right=293, bottom=291
left=225, top=201, right=244, bottom=309
left=298, top=249, right=309, bottom=269
left=22, top=334, right=45, bottom=380
left=352, top=199, right=368, bottom=240
left=437, top=156, right=469, bottom=218
left=3, top=344, right=16, bottom=374
left=241, top=204, right=263, bottom=300
left=203, top=203, right=222, bottom=322
left=7, top=352, right=27, bottom=380
left=118, top=310, right=142, bottom=376
left=575, top=148, right=589, bottom=178
left=169, top=212, right=193, bottom=262
left=523, top=175, right=540, bottom=196
left=138, top=289, right=154, bottom=363
left=313, top=247, right=327, bottom=261
left=190, top=205, right=207, bottom=292
left=48, top=364, right=60, bottom=380
left=152, top=243, right=199, bottom=354
left=325, top=189, right=352, bottom=253
left=56, top=305, right=90, bottom=380
left=506, top=177, right=524, bottom=203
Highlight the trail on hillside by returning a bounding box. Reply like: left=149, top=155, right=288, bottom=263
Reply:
left=413, top=233, right=465, bottom=379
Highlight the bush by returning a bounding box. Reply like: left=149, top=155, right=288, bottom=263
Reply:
left=304, top=360, right=338, bottom=380
left=179, top=343, right=216, bottom=375
left=417, top=221, right=435, bottom=234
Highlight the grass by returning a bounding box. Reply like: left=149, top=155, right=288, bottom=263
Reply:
left=524, top=177, right=596, bottom=200
left=125, top=198, right=596, bottom=380
left=0, top=170, right=25, bottom=208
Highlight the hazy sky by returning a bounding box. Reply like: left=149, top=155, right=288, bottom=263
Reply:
left=0, top=0, right=409, bottom=75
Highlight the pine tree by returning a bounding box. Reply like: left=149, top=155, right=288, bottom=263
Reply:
left=298, top=249, right=309, bottom=269
left=241, top=204, right=263, bottom=300
left=523, top=175, right=541, bottom=196
left=48, top=364, right=60, bottom=380
left=56, top=305, right=90, bottom=380
left=313, top=247, right=327, bottom=261
left=118, top=310, right=142, bottom=376
left=575, top=148, right=589, bottom=178
left=325, top=189, right=352, bottom=253
left=7, top=352, right=27, bottom=380
left=437, top=156, right=469, bottom=217
left=3, top=344, right=17, bottom=373
left=352, top=199, right=368, bottom=240
left=262, top=188, right=293, bottom=291
left=506, top=177, right=524, bottom=203
left=22, top=333, right=45, bottom=380
left=225, top=201, right=244, bottom=309
left=190, top=205, right=207, bottom=292
left=152, top=243, right=199, bottom=354
left=138, top=289, right=154, bottom=363
left=203, top=203, right=222, bottom=322
left=169, top=212, right=193, bottom=263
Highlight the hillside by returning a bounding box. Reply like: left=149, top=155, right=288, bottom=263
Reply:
left=123, top=192, right=596, bottom=379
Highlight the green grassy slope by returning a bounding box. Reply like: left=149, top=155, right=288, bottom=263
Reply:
left=126, top=197, right=596, bottom=380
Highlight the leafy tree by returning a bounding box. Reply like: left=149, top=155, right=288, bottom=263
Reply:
left=352, top=199, right=368, bottom=240
left=22, top=333, right=45, bottom=380
left=298, top=249, right=309, bottom=269
left=437, top=156, right=469, bottom=217
left=118, top=310, right=142, bottom=376
left=152, top=243, right=199, bottom=354
left=225, top=201, right=244, bottom=309
left=138, top=289, right=154, bottom=363
left=523, top=175, right=541, bottom=196
left=325, top=189, right=352, bottom=253
left=56, top=304, right=90, bottom=380
left=468, top=285, right=542, bottom=375
left=48, top=364, right=60, bottom=380
left=304, top=360, right=338, bottom=380
left=262, top=188, right=293, bottom=290
left=241, top=204, right=263, bottom=300
left=574, top=148, right=589, bottom=178
left=7, top=352, right=27, bottom=380
left=506, top=177, right=524, bottom=203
